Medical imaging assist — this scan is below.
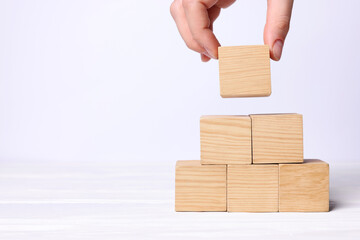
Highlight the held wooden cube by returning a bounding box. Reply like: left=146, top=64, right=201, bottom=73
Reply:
left=200, top=115, right=251, bottom=165
left=227, top=164, right=279, bottom=212
left=279, top=159, right=329, bottom=212
left=175, top=160, right=227, bottom=212
left=218, top=45, right=271, bottom=98
left=250, top=114, right=303, bottom=164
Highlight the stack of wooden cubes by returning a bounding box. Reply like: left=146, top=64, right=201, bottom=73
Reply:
left=175, top=46, right=329, bottom=213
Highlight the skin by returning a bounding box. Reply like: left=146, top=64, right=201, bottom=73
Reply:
left=170, top=0, right=294, bottom=62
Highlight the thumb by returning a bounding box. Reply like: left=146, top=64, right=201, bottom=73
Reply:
left=264, top=0, right=294, bottom=61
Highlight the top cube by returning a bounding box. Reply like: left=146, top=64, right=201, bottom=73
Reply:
left=218, top=45, right=271, bottom=98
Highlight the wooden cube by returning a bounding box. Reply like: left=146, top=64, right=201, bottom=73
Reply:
left=250, top=114, right=303, bottom=164
left=200, top=115, right=251, bottom=165
left=279, top=159, right=329, bottom=212
left=175, top=160, right=226, bottom=212
left=227, top=164, right=279, bottom=212
left=218, top=45, right=271, bottom=98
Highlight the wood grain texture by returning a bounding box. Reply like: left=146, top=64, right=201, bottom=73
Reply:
left=218, top=45, right=271, bottom=98
left=227, top=164, right=279, bottom=212
left=251, top=113, right=303, bottom=164
left=279, top=159, right=329, bottom=212
left=175, top=160, right=226, bottom=212
left=200, top=115, right=251, bottom=165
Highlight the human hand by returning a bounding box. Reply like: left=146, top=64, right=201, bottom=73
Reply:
left=170, top=0, right=294, bottom=62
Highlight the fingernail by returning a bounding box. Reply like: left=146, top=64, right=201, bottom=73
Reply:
left=204, top=47, right=216, bottom=59
left=202, top=51, right=212, bottom=59
left=273, top=40, right=283, bottom=61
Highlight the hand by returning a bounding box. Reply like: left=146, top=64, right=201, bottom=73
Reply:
left=170, top=0, right=294, bottom=62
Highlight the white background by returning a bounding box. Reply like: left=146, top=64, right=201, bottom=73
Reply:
left=1, top=0, right=360, bottom=164
left=1, top=1, right=360, bottom=239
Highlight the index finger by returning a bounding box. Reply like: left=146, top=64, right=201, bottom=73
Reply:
left=183, top=0, right=220, bottom=59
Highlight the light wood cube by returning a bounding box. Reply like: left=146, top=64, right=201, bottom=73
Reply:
left=251, top=114, right=303, bottom=164
left=175, top=160, right=226, bottom=212
left=279, top=159, right=329, bottom=212
left=227, top=164, right=279, bottom=212
left=200, top=115, right=251, bottom=165
left=218, top=45, right=271, bottom=98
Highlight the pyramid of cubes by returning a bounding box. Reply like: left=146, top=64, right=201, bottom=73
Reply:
left=175, top=46, right=329, bottom=212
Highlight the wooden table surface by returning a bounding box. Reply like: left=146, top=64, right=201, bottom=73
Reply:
left=0, top=159, right=359, bottom=239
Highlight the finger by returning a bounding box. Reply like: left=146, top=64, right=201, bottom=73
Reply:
left=183, top=0, right=220, bottom=59
left=263, top=0, right=294, bottom=61
left=215, top=0, right=236, bottom=9
left=207, top=5, right=220, bottom=49
left=201, top=53, right=211, bottom=62
left=170, top=1, right=207, bottom=54
left=208, top=5, right=221, bottom=28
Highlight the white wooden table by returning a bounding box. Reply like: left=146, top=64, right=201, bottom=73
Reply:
left=0, top=159, right=359, bottom=239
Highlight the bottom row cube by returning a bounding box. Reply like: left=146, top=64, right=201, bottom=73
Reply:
left=175, top=160, right=329, bottom=212
left=227, top=164, right=279, bottom=212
